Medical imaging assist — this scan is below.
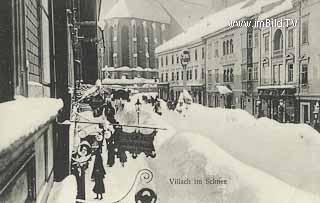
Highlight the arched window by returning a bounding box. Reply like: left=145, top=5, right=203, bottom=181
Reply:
left=274, top=29, right=283, bottom=50
left=223, top=41, right=226, bottom=55
left=137, top=24, right=145, bottom=67
left=230, top=39, right=233, bottom=53
left=109, top=27, right=114, bottom=67
left=121, top=26, right=130, bottom=66
left=133, top=24, right=136, bottom=38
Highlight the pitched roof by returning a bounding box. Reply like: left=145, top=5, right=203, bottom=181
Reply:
left=101, top=0, right=171, bottom=24
left=155, top=0, right=292, bottom=53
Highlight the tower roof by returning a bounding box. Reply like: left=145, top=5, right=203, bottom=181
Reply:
left=102, top=0, right=171, bottom=24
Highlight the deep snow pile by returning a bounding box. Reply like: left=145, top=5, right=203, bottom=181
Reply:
left=47, top=175, right=77, bottom=203
left=162, top=103, right=320, bottom=197
left=114, top=98, right=320, bottom=202
left=0, top=97, right=63, bottom=152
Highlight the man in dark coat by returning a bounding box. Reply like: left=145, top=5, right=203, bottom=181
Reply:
left=92, top=153, right=106, bottom=200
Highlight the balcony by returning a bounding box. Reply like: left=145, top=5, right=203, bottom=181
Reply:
left=273, top=49, right=283, bottom=58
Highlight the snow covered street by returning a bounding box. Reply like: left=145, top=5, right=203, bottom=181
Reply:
left=49, top=97, right=320, bottom=203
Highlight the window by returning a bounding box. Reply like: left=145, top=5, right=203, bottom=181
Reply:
left=248, top=67, right=253, bottom=81
left=241, top=65, right=247, bottom=81
left=288, top=28, right=294, bottom=48
left=272, top=65, right=280, bottom=84
left=165, top=56, right=168, bottom=65
left=223, top=70, right=227, bottom=82
left=253, top=64, right=258, bottom=80
left=165, top=73, right=168, bottom=81
left=208, top=43, right=212, bottom=59
left=208, top=70, right=213, bottom=83
left=195, top=49, right=198, bottom=61
left=176, top=55, right=179, bottom=64
left=201, top=68, right=205, bottom=79
left=264, top=34, right=269, bottom=52
left=273, top=29, right=283, bottom=50
left=195, top=69, right=198, bottom=80
left=301, top=64, right=308, bottom=84
left=223, top=41, right=226, bottom=55
left=161, top=57, right=163, bottom=67
left=248, top=33, right=253, bottom=48
left=187, top=71, right=189, bottom=80
left=201, top=47, right=205, bottom=59
left=230, top=68, right=234, bottom=82
left=215, top=69, right=219, bottom=83
left=176, top=72, right=179, bottom=80
left=171, top=72, right=174, bottom=81
left=161, top=73, right=164, bottom=82
left=263, top=63, right=269, bottom=83
left=190, top=70, right=193, bottom=80
left=230, top=39, right=233, bottom=54
left=181, top=71, right=184, bottom=80
left=288, top=64, right=293, bottom=82
left=226, top=40, right=230, bottom=54
left=302, top=17, right=309, bottom=44
left=172, top=55, right=174, bottom=64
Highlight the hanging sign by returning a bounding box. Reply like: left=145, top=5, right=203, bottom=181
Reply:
left=116, top=130, right=157, bottom=158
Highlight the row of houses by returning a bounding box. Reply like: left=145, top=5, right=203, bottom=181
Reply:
left=155, top=0, right=320, bottom=126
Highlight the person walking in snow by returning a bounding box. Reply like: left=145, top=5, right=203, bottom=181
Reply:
left=92, top=152, right=106, bottom=200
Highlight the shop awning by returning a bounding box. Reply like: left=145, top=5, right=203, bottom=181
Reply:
left=216, top=85, right=232, bottom=95
left=257, top=85, right=296, bottom=90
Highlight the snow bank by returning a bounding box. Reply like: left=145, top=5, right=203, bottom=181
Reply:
left=47, top=175, right=77, bottom=203
left=151, top=131, right=320, bottom=203
left=120, top=100, right=320, bottom=202
left=0, top=98, right=63, bottom=152
left=161, top=104, right=320, bottom=196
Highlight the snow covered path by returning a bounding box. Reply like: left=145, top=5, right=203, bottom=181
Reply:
left=48, top=98, right=320, bottom=203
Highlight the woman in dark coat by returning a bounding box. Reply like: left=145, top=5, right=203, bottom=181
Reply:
left=92, top=153, right=106, bottom=200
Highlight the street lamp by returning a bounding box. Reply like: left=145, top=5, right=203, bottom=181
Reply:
left=135, top=99, right=142, bottom=125
left=180, top=49, right=190, bottom=91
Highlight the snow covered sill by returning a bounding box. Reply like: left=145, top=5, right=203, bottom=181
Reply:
left=0, top=98, right=63, bottom=154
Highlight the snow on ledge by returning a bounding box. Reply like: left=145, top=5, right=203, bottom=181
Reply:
left=0, top=98, right=63, bottom=152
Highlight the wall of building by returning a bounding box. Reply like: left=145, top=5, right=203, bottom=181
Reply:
left=0, top=122, right=56, bottom=203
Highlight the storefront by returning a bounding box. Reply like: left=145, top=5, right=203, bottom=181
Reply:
left=257, top=85, right=297, bottom=123
left=158, top=82, right=169, bottom=101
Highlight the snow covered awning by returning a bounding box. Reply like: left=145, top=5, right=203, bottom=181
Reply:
left=0, top=98, right=63, bottom=153
left=216, top=85, right=232, bottom=95
left=257, top=85, right=296, bottom=90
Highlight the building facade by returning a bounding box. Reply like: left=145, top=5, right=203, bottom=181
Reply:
left=98, top=0, right=175, bottom=82
left=156, top=0, right=320, bottom=129
left=157, top=42, right=206, bottom=104
left=255, top=0, right=320, bottom=126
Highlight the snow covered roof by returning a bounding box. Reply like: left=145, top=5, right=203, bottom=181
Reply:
left=155, top=0, right=291, bottom=54
left=155, top=0, right=249, bottom=53
left=101, top=0, right=171, bottom=24
left=104, top=66, right=158, bottom=72
left=0, top=98, right=63, bottom=153
left=102, top=77, right=156, bottom=85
